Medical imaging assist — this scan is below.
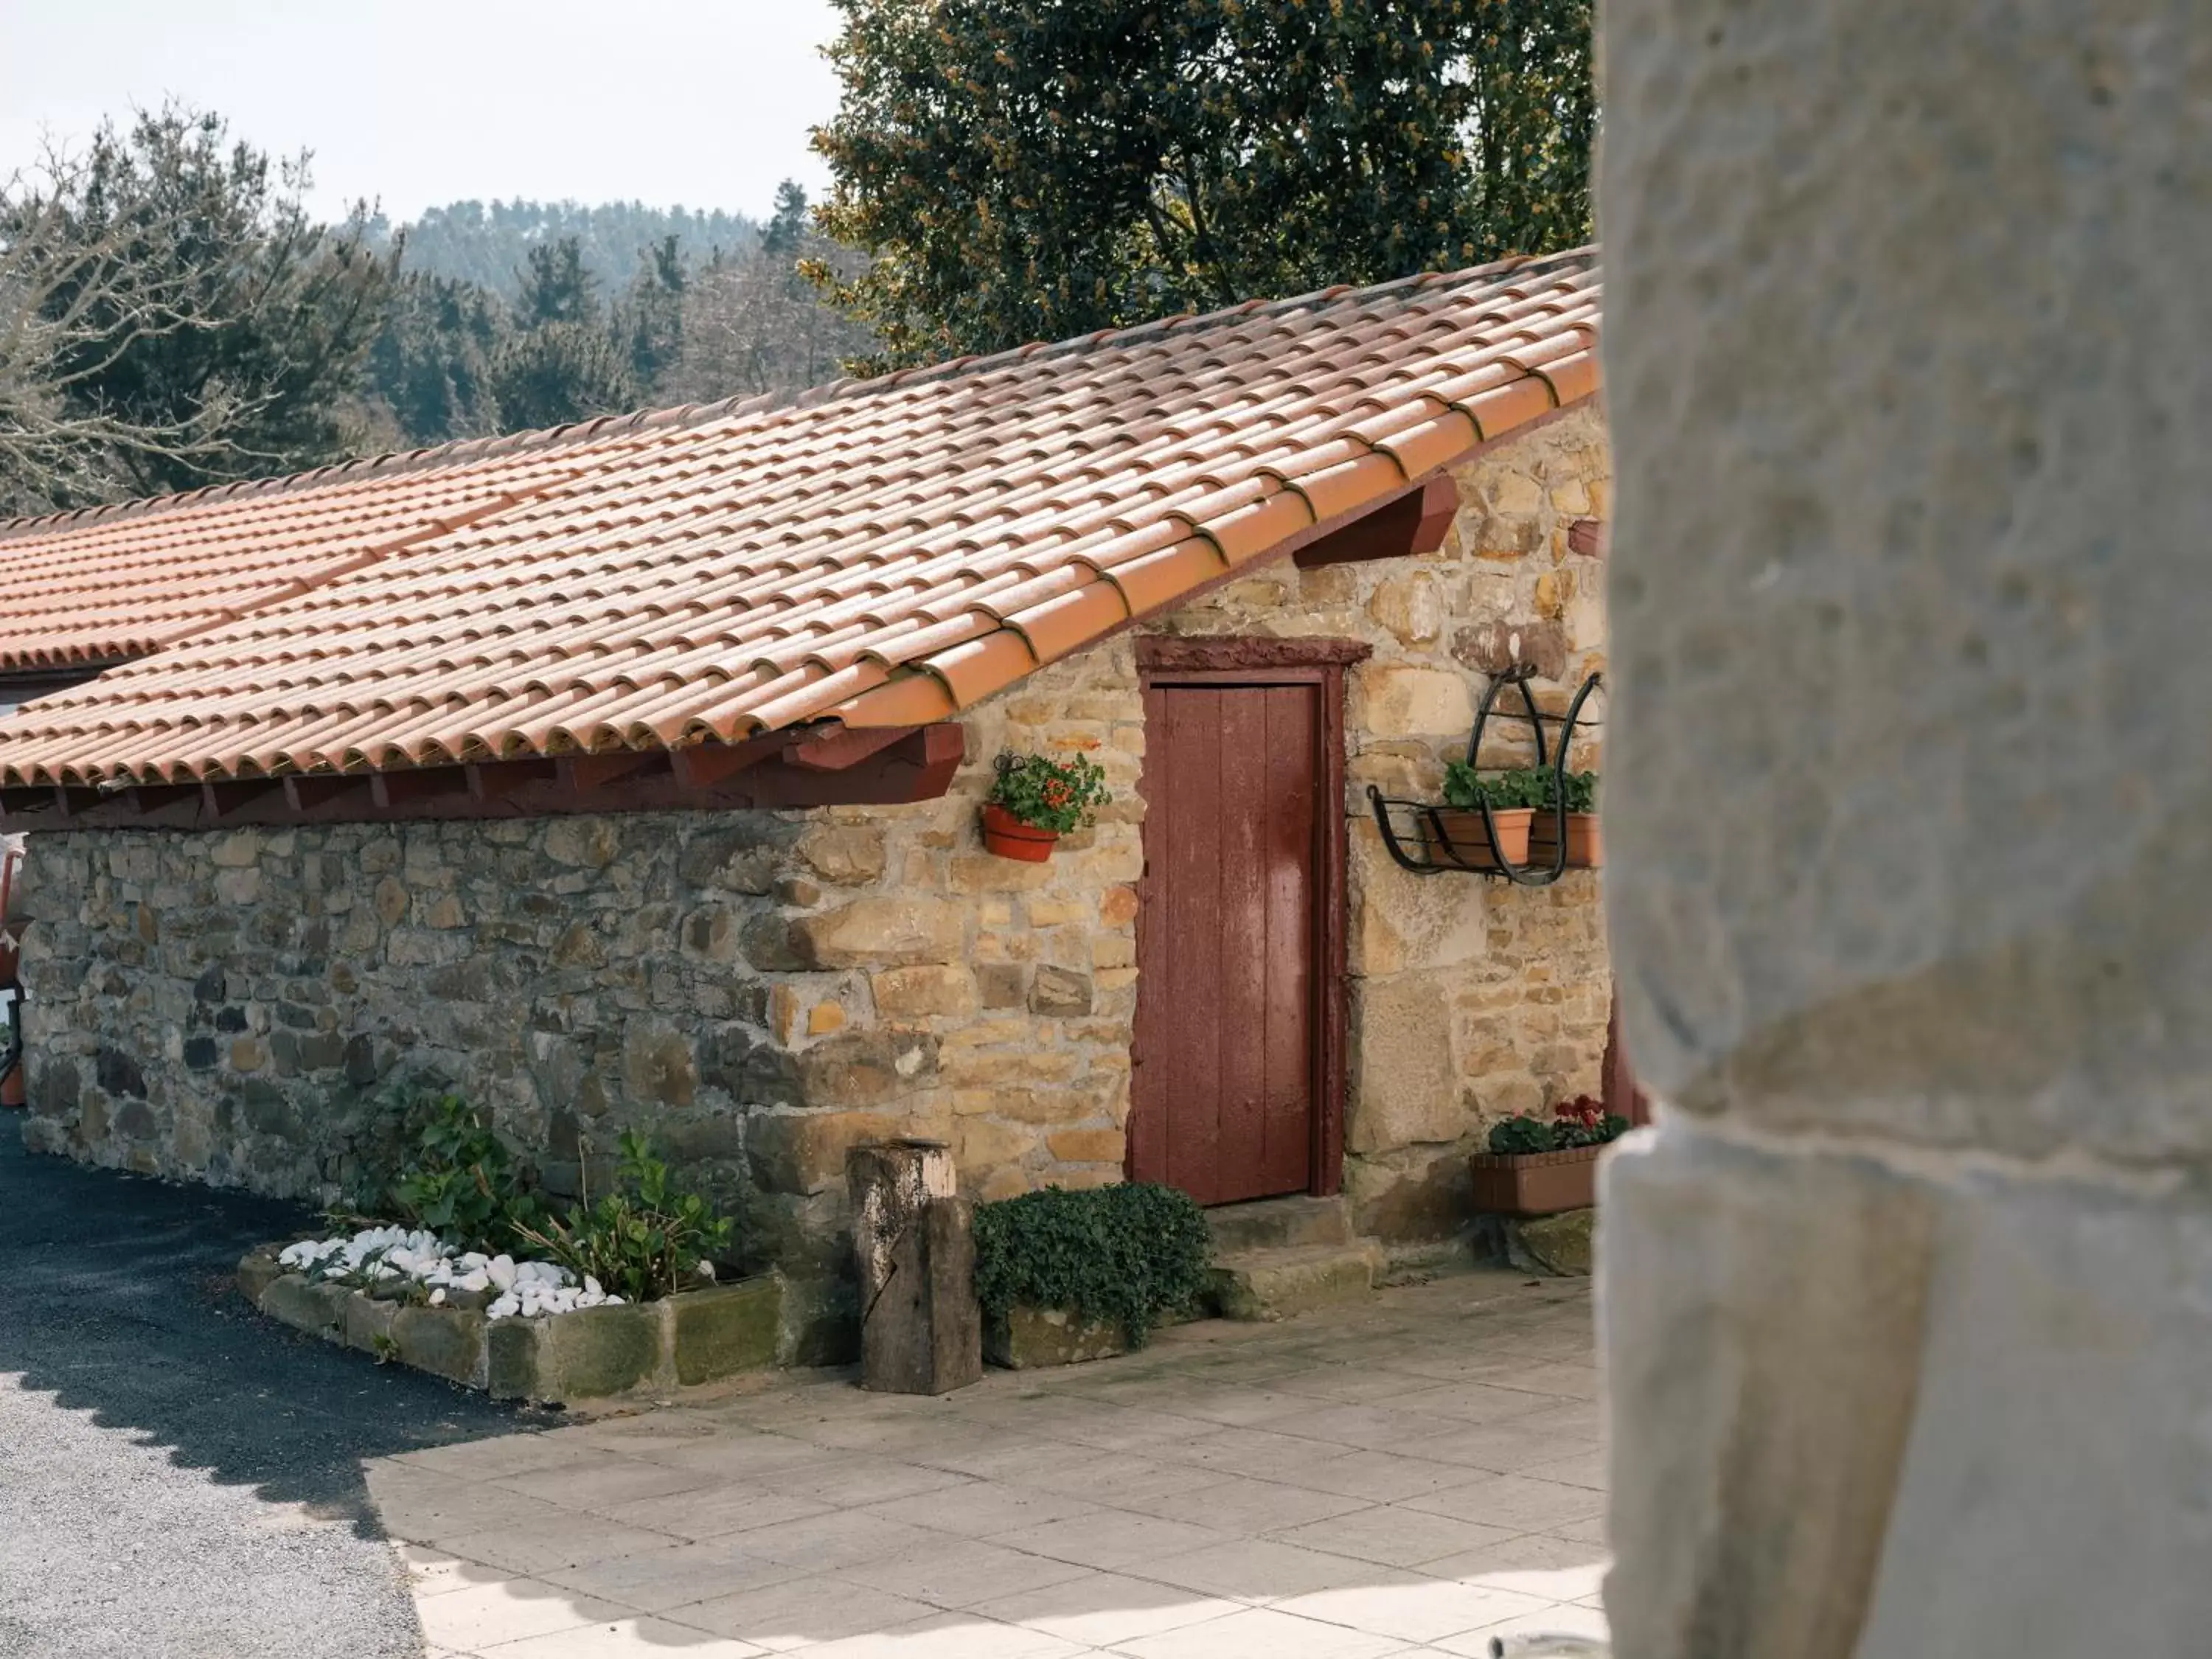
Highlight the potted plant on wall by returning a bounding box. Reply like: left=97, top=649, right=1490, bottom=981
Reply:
left=1528, top=769, right=1603, bottom=868
left=1469, top=1096, right=1631, bottom=1217
left=1431, top=763, right=1544, bottom=869
left=982, top=752, right=1110, bottom=862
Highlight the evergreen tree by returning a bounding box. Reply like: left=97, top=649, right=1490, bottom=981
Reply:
left=361, top=268, right=503, bottom=445
left=812, top=0, right=1596, bottom=370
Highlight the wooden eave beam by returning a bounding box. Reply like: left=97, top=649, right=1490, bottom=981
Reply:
left=1292, top=473, right=1459, bottom=568
left=0, top=726, right=966, bottom=831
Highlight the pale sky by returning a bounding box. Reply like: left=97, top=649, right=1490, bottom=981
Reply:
left=0, top=0, right=844, bottom=223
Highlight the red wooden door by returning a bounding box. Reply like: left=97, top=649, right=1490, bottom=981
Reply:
left=1130, top=681, right=1319, bottom=1205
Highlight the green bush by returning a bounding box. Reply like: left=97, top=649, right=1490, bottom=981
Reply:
left=973, top=1181, right=1212, bottom=1347
left=1486, top=1097, right=1630, bottom=1155
left=511, top=1130, right=733, bottom=1302
left=383, top=1091, right=543, bottom=1255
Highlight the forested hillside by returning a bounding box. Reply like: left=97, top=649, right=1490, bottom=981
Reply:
left=369, top=199, right=761, bottom=296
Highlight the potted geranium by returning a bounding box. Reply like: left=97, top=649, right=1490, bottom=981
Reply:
left=1431, top=763, right=1544, bottom=869
left=1469, top=1096, right=1630, bottom=1217
left=982, top=752, right=1110, bottom=862
left=1528, top=769, right=1602, bottom=869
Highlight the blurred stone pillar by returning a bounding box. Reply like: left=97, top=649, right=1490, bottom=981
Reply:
left=1599, top=3, right=2212, bottom=1655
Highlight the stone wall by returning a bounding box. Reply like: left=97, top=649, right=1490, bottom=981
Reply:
left=15, top=405, right=1613, bottom=1292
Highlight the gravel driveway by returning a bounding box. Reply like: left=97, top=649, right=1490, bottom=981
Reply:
left=0, top=1125, right=539, bottom=1659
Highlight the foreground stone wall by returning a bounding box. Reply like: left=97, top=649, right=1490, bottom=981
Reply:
left=16, top=405, right=1614, bottom=1290
left=1600, top=1, right=2212, bottom=1652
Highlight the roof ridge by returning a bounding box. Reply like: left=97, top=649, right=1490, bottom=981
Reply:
left=0, top=246, right=1596, bottom=546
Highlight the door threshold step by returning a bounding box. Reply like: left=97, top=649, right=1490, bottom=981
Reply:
left=1203, top=1193, right=1355, bottom=1255
left=1211, top=1239, right=1385, bottom=1322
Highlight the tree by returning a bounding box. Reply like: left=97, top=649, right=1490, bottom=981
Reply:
left=17, top=105, right=392, bottom=498
left=664, top=181, right=877, bottom=403
left=811, top=0, right=1596, bottom=370
left=616, top=235, right=686, bottom=390
left=486, top=237, right=636, bottom=430
left=360, top=267, right=504, bottom=448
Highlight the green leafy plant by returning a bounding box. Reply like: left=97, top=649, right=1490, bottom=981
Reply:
left=988, top=751, right=1111, bottom=834
left=1443, top=763, right=1547, bottom=811
left=973, top=1182, right=1212, bottom=1347
left=512, top=1130, right=734, bottom=1303
left=1486, top=1096, right=1630, bottom=1155
left=384, top=1091, right=543, bottom=1255
left=1443, top=765, right=1598, bottom=814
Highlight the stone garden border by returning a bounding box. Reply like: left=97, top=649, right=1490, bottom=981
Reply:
left=239, top=1249, right=783, bottom=1404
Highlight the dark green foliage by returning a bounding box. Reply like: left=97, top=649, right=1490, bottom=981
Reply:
left=1486, top=1096, right=1629, bottom=1155
left=618, top=236, right=688, bottom=389
left=19, top=104, right=392, bottom=498
left=511, top=1130, right=735, bottom=1302
left=987, top=751, right=1111, bottom=832
left=973, top=1182, right=1213, bottom=1346
left=383, top=1091, right=544, bottom=1255
left=813, top=0, right=1596, bottom=370
left=362, top=270, right=502, bottom=445
left=1443, top=764, right=1596, bottom=813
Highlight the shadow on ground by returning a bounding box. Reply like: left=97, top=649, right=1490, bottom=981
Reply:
left=0, top=1125, right=547, bottom=1658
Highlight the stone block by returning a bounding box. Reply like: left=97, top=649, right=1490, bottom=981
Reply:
left=344, top=1290, right=401, bottom=1354
left=798, top=825, right=888, bottom=886
left=975, top=963, right=1028, bottom=1008
left=796, top=1029, right=938, bottom=1110
left=622, top=1023, right=697, bottom=1107
left=748, top=1110, right=905, bottom=1196
left=486, top=1316, right=543, bottom=1401
left=1346, top=975, right=1464, bottom=1152
left=1368, top=570, right=1445, bottom=645
left=790, top=898, right=964, bottom=969
left=672, top=1278, right=784, bottom=1385
left=235, top=1249, right=285, bottom=1305
left=984, top=1304, right=1127, bottom=1370
left=538, top=1302, right=667, bottom=1399
left=1506, top=1208, right=1594, bottom=1276
left=1029, top=965, right=1093, bottom=1017
left=260, top=1274, right=348, bottom=1340
left=870, top=964, right=977, bottom=1018
left=1046, top=1127, right=1125, bottom=1164
left=390, top=1306, right=489, bottom=1388
left=1354, top=664, right=1473, bottom=739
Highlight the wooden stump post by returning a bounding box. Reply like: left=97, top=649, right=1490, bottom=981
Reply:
left=846, top=1139, right=981, bottom=1395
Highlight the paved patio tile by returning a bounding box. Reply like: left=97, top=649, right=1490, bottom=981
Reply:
left=837, top=1535, right=1096, bottom=1608
left=476, top=1612, right=770, bottom=1655
left=1427, top=1597, right=1612, bottom=1655
left=375, top=1270, right=1608, bottom=1659
left=1399, top=1473, right=1609, bottom=1534
left=660, top=1575, right=939, bottom=1649
left=416, top=1578, right=631, bottom=1652
left=1106, top=1604, right=1413, bottom=1659
left=1270, top=1505, right=1528, bottom=1569
left=971, top=1571, right=1246, bottom=1646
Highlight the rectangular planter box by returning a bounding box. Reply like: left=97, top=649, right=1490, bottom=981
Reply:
left=240, top=1249, right=783, bottom=1404
left=984, top=1304, right=1128, bottom=1370
left=1527, top=812, right=1603, bottom=868
left=1469, top=1145, right=1603, bottom=1218
left=1420, top=807, right=1534, bottom=870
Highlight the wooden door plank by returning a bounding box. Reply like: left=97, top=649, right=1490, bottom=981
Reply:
left=1217, top=688, right=1272, bottom=1201
left=1164, top=687, right=1225, bottom=1204
left=1260, top=685, right=1318, bottom=1194
left=1130, top=683, right=1168, bottom=1186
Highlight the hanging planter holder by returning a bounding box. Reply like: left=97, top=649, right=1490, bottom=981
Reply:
left=981, top=802, right=1060, bottom=862
left=1370, top=666, right=1603, bottom=886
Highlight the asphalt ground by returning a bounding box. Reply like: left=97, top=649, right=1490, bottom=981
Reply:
left=0, top=1123, right=546, bottom=1659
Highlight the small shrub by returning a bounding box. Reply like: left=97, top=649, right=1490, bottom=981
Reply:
left=1486, top=1096, right=1630, bottom=1155
left=511, top=1130, right=733, bottom=1303
left=383, top=1091, right=543, bottom=1255
left=988, top=751, right=1111, bottom=832
left=973, top=1182, right=1212, bottom=1347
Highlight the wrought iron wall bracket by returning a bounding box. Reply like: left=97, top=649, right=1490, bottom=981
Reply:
left=1368, top=666, right=1603, bottom=882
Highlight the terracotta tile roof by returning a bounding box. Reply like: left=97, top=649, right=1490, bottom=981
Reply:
left=0, top=249, right=1599, bottom=788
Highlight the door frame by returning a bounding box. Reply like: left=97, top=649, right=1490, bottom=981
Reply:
left=1130, top=636, right=1369, bottom=1199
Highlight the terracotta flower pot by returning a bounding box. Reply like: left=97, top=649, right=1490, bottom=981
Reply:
left=1423, top=806, right=1534, bottom=870
left=981, top=802, right=1060, bottom=862
left=1469, top=1144, right=1604, bottom=1217
left=1528, top=811, right=1603, bottom=868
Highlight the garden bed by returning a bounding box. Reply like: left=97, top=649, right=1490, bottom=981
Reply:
left=239, top=1247, right=781, bottom=1403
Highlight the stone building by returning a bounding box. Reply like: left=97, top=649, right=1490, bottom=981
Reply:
left=0, top=252, right=1613, bottom=1346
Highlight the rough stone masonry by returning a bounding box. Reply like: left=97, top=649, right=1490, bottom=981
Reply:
left=16, top=408, right=1615, bottom=1345
left=1600, top=1, right=2212, bottom=1654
